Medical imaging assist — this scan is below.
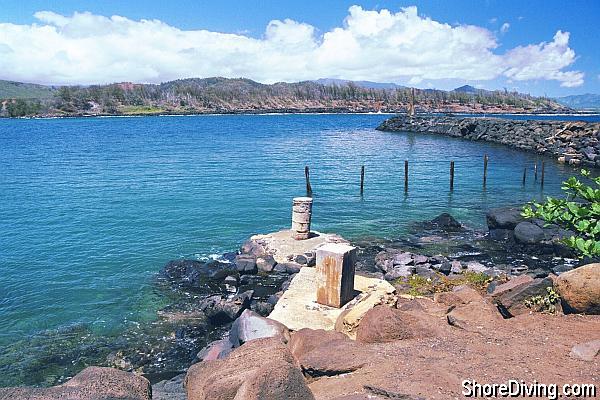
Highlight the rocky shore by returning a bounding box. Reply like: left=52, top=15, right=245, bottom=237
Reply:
left=377, top=115, right=600, bottom=167
left=1, top=210, right=599, bottom=399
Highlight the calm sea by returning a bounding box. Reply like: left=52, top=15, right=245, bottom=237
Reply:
left=0, top=113, right=598, bottom=386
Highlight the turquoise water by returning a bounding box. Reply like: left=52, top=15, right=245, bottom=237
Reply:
left=0, top=113, right=596, bottom=385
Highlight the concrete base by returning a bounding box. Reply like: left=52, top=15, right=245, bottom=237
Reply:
left=248, top=229, right=348, bottom=264
left=268, top=267, right=395, bottom=339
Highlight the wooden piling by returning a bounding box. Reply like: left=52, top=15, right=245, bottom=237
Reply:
left=305, top=166, right=312, bottom=196
left=534, top=162, right=538, bottom=181
left=360, top=165, right=365, bottom=195
left=483, top=155, right=488, bottom=187
left=541, top=161, right=545, bottom=187
left=404, top=160, right=409, bottom=192
left=522, top=167, right=527, bottom=185
left=450, top=161, right=455, bottom=191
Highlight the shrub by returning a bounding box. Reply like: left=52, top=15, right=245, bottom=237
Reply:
left=522, top=169, right=600, bottom=257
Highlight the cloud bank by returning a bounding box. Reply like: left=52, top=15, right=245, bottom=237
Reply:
left=0, top=5, right=584, bottom=87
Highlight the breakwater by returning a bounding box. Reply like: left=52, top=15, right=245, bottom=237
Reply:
left=377, top=115, right=600, bottom=167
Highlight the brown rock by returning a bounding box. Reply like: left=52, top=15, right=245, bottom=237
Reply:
left=288, top=329, right=369, bottom=377
left=185, top=337, right=313, bottom=400
left=0, top=367, right=151, bottom=400
left=356, top=305, right=438, bottom=343
left=488, top=275, right=534, bottom=298
left=445, top=287, right=503, bottom=332
left=555, top=263, right=600, bottom=314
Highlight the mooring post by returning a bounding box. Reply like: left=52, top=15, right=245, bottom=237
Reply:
left=360, top=165, right=365, bottom=195
left=450, top=161, right=455, bottom=191
left=305, top=166, right=312, bottom=196
left=316, top=243, right=357, bottom=308
left=404, top=160, right=409, bottom=192
left=534, top=162, right=538, bottom=181
left=291, top=197, right=313, bottom=240
left=541, top=161, right=545, bottom=187
left=483, top=155, right=488, bottom=187
left=522, top=167, right=527, bottom=186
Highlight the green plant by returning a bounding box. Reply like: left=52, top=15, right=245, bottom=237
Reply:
left=524, top=287, right=561, bottom=314
left=522, top=169, right=600, bottom=257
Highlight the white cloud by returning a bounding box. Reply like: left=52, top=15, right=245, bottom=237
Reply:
left=0, top=6, right=584, bottom=88
left=500, top=22, right=510, bottom=34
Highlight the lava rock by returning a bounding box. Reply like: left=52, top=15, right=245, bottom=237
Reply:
left=486, top=207, right=525, bottom=230
left=429, top=213, right=463, bottom=231
left=235, top=254, right=258, bottom=274
left=256, top=255, right=277, bottom=272
left=514, top=221, right=545, bottom=244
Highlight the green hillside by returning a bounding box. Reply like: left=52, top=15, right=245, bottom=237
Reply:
left=0, top=80, right=56, bottom=100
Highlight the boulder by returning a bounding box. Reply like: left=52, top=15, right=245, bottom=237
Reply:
left=491, top=277, right=555, bottom=317
left=514, top=222, right=545, bottom=244
left=197, top=339, right=234, bottom=362
left=445, top=287, right=503, bottom=332
left=274, top=262, right=302, bottom=274
left=201, top=290, right=253, bottom=324
left=153, top=373, right=186, bottom=400
left=256, top=255, right=277, bottom=272
left=569, top=340, right=600, bottom=362
left=289, top=329, right=369, bottom=377
left=355, top=305, right=437, bottom=343
left=228, top=309, right=290, bottom=347
left=0, top=367, right=151, bottom=400
left=240, top=239, right=268, bottom=258
left=160, top=259, right=234, bottom=288
left=429, top=213, right=463, bottom=231
left=185, top=337, right=314, bottom=400
left=235, top=254, right=257, bottom=274
left=555, top=263, right=600, bottom=314
left=486, top=207, right=525, bottom=230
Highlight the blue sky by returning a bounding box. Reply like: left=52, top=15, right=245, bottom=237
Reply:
left=0, top=0, right=598, bottom=96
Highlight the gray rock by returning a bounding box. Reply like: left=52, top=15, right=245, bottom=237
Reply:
left=393, top=252, right=413, bottom=266
left=229, top=309, right=290, bottom=347
left=486, top=207, right=525, bottom=230
left=450, top=261, right=463, bottom=274
left=202, top=290, right=253, bottom=324
left=493, top=277, right=554, bottom=317
left=235, top=254, right=258, bottom=273
left=569, top=340, right=600, bottom=361
left=153, top=374, right=186, bottom=400
left=274, top=262, right=302, bottom=274
left=514, top=221, right=545, bottom=244
left=465, top=261, right=487, bottom=273
left=251, top=300, right=274, bottom=317
left=256, top=255, right=277, bottom=272
left=413, top=254, right=429, bottom=265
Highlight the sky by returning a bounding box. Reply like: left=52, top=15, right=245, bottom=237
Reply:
left=0, top=0, right=598, bottom=97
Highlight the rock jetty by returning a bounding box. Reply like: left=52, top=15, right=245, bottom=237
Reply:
left=377, top=115, right=600, bottom=167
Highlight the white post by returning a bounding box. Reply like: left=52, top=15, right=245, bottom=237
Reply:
left=291, top=197, right=313, bottom=240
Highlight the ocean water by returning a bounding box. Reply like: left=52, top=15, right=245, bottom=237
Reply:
left=0, top=113, right=597, bottom=386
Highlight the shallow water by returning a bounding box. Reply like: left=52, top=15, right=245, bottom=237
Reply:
left=0, top=113, right=597, bottom=386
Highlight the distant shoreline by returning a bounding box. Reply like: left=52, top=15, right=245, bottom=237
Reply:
left=2, top=110, right=599, bottom=120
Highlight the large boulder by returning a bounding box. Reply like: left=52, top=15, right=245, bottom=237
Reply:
left=228, top=309, right=290, bottom=347
left=555, top=263, right=600, bottom=314
left=513, top=221, right=545, bottom=244
left=0, top=367, right=151, bottom=400
left=185, top=337, right=314, bottom=400
left=355, top=305, right=437, bottom=343
left=486, top=207, right=525, bottom=230
left=288, top=329, right=369, bottom=377
left=443, top=286, right=503, bottom=332
left=234, top=254, right=257, bottom=274
left=490, top=276, right=555, bottom=317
